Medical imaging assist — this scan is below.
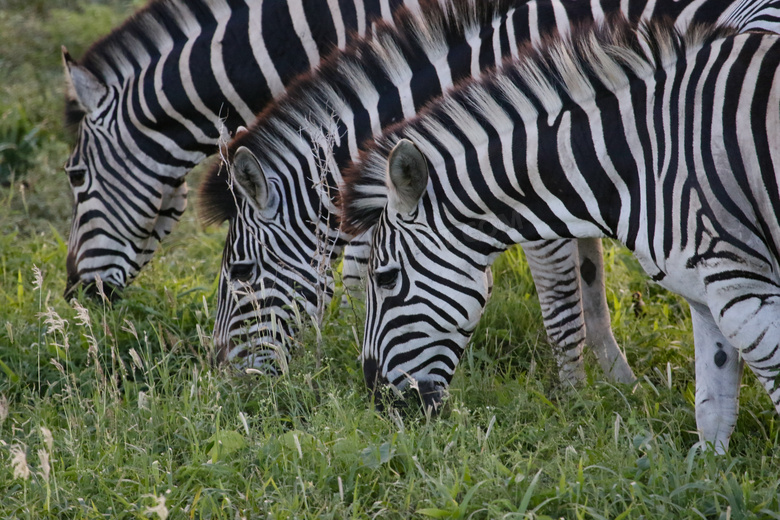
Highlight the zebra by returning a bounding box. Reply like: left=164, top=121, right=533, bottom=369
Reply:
left=61, top=0, right=633, bottom=385
left=200, top=0, right=780, bottom=381
left=202, top=0, right=632, bottom=378
left=62, top=0, right=412, bottom=298
left=339, top=15, right=780, bottom=452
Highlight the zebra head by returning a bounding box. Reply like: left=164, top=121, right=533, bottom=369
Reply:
left=208, top=146, right=341, bottom=373
left=358, top=139, right=492, bottom=413
left=62, top=50, right=189, bottom=299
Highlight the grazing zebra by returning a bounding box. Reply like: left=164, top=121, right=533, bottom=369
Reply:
left=201, top=0, right=780, bottom=384
left=202, top=0, right=638, bottom=378
left=62, top=0, right=411, bottom=297
left=340, top=16, right=780, bottom=452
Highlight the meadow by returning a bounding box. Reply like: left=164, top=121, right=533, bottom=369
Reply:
left=1, top=1, right=779, bottom=518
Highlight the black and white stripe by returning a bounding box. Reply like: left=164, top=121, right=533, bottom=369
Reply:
left=341, top=17, right=780, bottom=452
left=62, top=0, right=409, bottom=296
left=202, top=0, right=780, bottom=377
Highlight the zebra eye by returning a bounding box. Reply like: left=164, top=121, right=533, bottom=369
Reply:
left=229, top=262, right=254, bottom=283
left=375, top=268, right=399, bottom=290
left=67, top=167, right=87, bottom=187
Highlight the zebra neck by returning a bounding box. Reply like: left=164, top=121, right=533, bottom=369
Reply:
left=229, top=0, right=547, bottom=230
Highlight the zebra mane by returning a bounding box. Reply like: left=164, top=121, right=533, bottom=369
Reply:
left=64, top=0, right=231, bottom=127
left=339, top=16, right=738, bottom=236
left=197, top=0, right=517, bottom=226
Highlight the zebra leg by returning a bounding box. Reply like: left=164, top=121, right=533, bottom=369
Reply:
left=689, top=302, right=743, bottom=454
left=707, top=273, right=780, bottom=420
left=577, top=238, right=636, bottom=383
left=523, top=239, right=586, bottom=386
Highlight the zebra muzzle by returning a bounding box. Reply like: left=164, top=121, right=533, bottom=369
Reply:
left=364, top=358, right=446, bottom=417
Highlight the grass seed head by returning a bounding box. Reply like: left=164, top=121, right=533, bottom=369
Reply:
left=71, top=299, right=91, bottom=328
left=40, top=426, right=53, bottom=453
left=143, top=494, right=168, bottom=520
left=37, top=306, right=66, bottom=336
left=37, top=448, right=50, bottom=482
left=10, top=444, right=30, bottom=480
left=0, top=395, right=7, bottom=426
left=31, top=265, right=42, bottom=292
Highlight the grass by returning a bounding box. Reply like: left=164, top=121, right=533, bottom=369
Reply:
left=1, top=1, right=779, bottom=518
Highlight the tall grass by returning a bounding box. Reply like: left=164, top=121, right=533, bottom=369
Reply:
left=1, top=1, right=779, bottom=518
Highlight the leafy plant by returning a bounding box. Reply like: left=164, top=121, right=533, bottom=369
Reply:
left=0, top=104, right=41, bottom=185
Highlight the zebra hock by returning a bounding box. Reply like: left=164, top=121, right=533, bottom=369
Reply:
left=61, top=0, right=408, bottom=298
left=200, top=0, right=644, bottom=381
left=340, top=17, right=780, bottom=452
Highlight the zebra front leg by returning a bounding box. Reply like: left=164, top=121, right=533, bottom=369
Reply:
left=523, top=239, right=586, bottom=386
left=690, top=302, right=743, bottom=454
left=578, top=238, right=636, bottom=383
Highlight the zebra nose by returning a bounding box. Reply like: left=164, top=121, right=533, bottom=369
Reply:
left=411, top=380, right=446, bottom=417
left=64, top=253, right=80, bottom=298
left=363, top=357, right=379, bottom=390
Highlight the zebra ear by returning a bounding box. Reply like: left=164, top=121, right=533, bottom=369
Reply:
left=387, top=139, right=428, bottom=215
left=62, top=46, right=108, bottom=114
left=233, top=146, right=271, bottom=210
